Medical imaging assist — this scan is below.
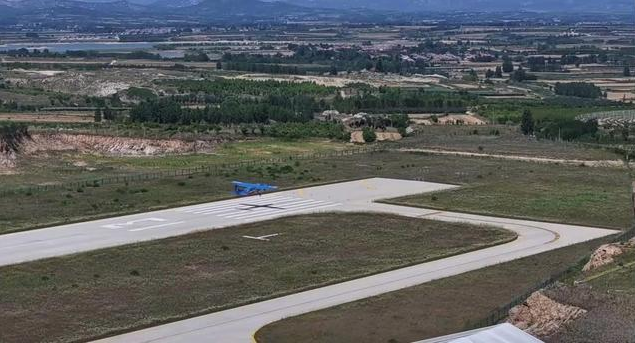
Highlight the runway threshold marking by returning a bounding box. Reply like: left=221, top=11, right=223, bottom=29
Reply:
left=101, top=218, right=169, bottom=230
left=128, top=221, right=186, bottom=232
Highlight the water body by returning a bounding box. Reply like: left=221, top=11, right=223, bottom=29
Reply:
left=0, top=41, right=159, bottom=52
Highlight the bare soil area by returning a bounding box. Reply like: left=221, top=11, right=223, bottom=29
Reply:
left=0, top=113, right=94, bottom=123
left=543, top=285, right=635, bottom=343
left=1, top=133, right=217, bottom=173
left=24, top=133, right=215, bottom=156
left=399, top=148, right=626, bottom=168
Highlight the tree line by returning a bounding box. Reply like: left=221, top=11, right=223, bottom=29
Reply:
left=129, top=97, right=320, bottom=125
left=554, top=82, right=603, bottom=99
left=333, top=88, right=472, bottom=114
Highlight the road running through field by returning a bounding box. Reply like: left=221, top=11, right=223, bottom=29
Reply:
left=399, top=148, right=628, bottom=168
left=75, top=179, right=618, bottom=343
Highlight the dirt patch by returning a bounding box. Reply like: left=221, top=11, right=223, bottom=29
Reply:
left=350, top=131, right=402, bottom=144
left=0, top=150, right=17, bottom=174
left=0, top=113, right=94, bottom=123
left=583, top=241, right=635, bottom=272
left=24, top=133, right=215, bottom=156
left=398, top=148, right=627, bottom=168
left=508, top=291, right=587, bottom=337
left=377, top=132, right=403, bottom=142
left=543, top=284, right=635, bottom=343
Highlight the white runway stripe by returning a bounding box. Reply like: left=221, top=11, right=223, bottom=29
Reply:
left=229, top=201, right=336, bottom=220
left=174, top=195, right=340, bottom=221
left=222, top=199, right=326, bottom=219
left=192, top=197, right=296, bottom=215
left=178, top=196, right=287, bottom=213
left=176, top=195, right=285, bottom=212
left=180, top=196, right=287, bottom=213
left=234, top=203, right=341, bottom=221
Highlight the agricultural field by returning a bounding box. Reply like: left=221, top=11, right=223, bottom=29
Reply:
left=0, top=213, right=514, bottom=343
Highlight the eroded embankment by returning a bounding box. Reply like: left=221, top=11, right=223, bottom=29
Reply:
left=0, top=133, right=218, bottom=173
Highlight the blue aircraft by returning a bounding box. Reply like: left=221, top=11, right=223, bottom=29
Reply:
left=232, top=181, right=278, bottom=197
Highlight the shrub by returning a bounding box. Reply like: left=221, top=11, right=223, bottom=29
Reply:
left=362, top=127, right=377, bottom=143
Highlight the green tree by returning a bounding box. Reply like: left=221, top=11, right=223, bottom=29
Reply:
left=494, top=66, right=503, bottom=78
left=362, top=127, right=377, bottom=143
left=0, top=123, right=30, bottom=153
left=329, top=64, right=338, bottom=76
left=94, top=108, right=102, bottom=123
left=624, top=66, right=631, bottom=77
left=103, top=106, right=115, bottom=121
left=502, top=56, right=514, bottom=73
left=521, top=109, right=534, bottom=136
left=375, top=59, right=384, bottom=73
left=463, top=69, right=478, bottom=82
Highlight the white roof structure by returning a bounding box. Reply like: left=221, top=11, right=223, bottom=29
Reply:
left=416, top=324, right=545, bottom=343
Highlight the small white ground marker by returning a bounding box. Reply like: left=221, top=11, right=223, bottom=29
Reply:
left=242, top=234, right=280, bottom=241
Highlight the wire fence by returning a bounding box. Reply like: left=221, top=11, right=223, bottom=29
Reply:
left=577, top=110, right=635, bottom=122
left=0, top=145, right=385, bottom=197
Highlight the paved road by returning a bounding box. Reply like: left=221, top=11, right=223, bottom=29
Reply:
left=0, top=178, right=456, bottom=266
left=80, top=180, right=618, bottom=343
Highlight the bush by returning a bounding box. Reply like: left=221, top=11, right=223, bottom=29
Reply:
left=0, top=123, right=30, bottom=153
left=362, top=127, right=377, bottom=143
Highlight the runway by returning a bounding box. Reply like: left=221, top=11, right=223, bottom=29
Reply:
left=0, top=178, right=456, bottom=267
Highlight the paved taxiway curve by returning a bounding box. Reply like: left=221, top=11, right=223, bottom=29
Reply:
left=0, top=178, right=617, bottom=342
left=85, top=179, right=616, bottom=343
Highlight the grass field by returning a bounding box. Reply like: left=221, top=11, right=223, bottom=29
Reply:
left=0, top=138, right=349, bottom=189
left=0, top=213, right=514, bottom=343
left=1, top=151, right=631, bottom=234
left=256, top=237, right=610, bottom=343
left=384, top=153, right=632, bottom=229
left=403, top=126, right=622, bottom=161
